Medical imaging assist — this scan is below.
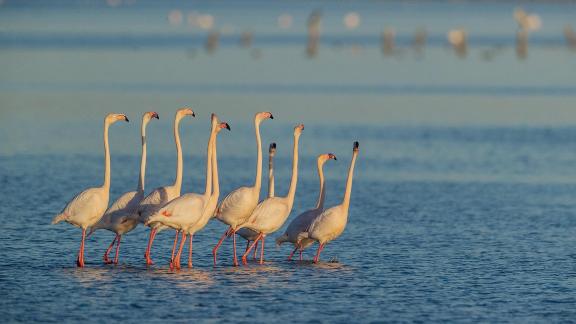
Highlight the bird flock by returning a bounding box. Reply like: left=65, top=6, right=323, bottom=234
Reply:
left=52, top=109, right=359, bottom=269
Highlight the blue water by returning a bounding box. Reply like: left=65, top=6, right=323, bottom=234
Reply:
left=2, top=0, right=576, bottom=322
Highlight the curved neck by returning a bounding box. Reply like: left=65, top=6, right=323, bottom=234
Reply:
left=286, top=134, right=300, bottom=205
left=268, top=154, right=274, bottom=198
left=315, top=160, right=326, bottom=210
left=342, top=152, right=358, bottom=212
left=211, top=131, right=219, bottom=198
left=173, top=116, right=183, bottom=192
left=204, top=128, right=215, bottom=196
left=253, top=120, right=263, bottom=191
left=102, top=120, right=111, bottom=189
left=137, top=119, right=148, bottom=193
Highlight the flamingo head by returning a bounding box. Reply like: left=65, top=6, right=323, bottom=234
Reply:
left=177, top=107, right=196, bottom=119
left=256, top=111, right=274, bottom=122
left=318, top=153, right=337, bottom=165
left=353, top=141, right=359, bottom=153
left=294, top=123, right=304, bottom=136
left=106, top=113, right=129, bottom=124
left=217, top=121, right=231, bottom=133
left=143, top=111, right=159, bottom=122
left=269, top=142, right=277, bottom=156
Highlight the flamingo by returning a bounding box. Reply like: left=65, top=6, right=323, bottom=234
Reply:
left=304, top=141, right=359, bottom=263
left=51, top=113, right=129, bottom=267
left=276, top=152, right=337, bottom=261
left=239, top=124, right=304, bottom=265
left=137, top=107, right=195, bottom=265
left=237, top=142, right=277, bottom=260
left=88, top=111, right=159, bottom=264
left=146, top=114, right=230, bottom=269
left=212, top=111, right=273, bottom=266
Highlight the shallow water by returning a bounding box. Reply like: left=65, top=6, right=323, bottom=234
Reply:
left=2, top=0, right=576, bottom=322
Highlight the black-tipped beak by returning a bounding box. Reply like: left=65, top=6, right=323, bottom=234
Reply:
left=192, top=112, right=196, bottom=117
left=270, top=143, right=276, bottom=149
left=333, top=156, right=337, bottom=160
left=225, top=123, right=231, bottom=131
left=153, top=113, right=159, bottom=120
left=353, top=141, right=359, bottom=149
left=269, top=113, right=274, bottom=119
left=124, top=116, right=129, bottom=122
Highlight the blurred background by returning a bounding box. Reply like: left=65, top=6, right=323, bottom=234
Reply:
left=1, top=0, right=576, bottom=155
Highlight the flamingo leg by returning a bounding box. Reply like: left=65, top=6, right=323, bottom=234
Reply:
left=144, top=228, right=157, bottom=265
left=212, top=227, right=231, bottom=265
left=313, top=243, right=325, bottom=263
left=287, top=246, right=298, bottom=261
left=253, top=240, right=259, bottom=260
left=103, top=234, right=117, bottom=264
left=232, top=230, right=239, bottom=267
left=77, top=228, right=86, bottom=267
left=113, top=234, right=122, bottom=264
left=259, top=236, right=265, bottom=265
left=170, top=230, right=180, bottom=263
left=299, top=248, right=303, bottom=261
left=241, top=233, right=263, bottom=265
left=172, top=233, right=187, bottom=270
left=188, top=234, right=193, bottom=268
left=245, top=240, right=251, bottom=254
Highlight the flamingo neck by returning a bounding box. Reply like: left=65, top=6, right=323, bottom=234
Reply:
left=268, top=153, right=275, bottom=198
left=286, top=134, right=300, bottom=207
left=211, top=131, right=220, bottom=198
left=204, top=127, right=216, bottom=197
left=103, top=120, right=111, bottom=190
left=173, top=116, right=183, bottom=194
left=315, top=160, right=326, bottom=210
left=253, top=119, right=263, bottom=192
left=342, top=152, right=358, bottom=213
left=137, top=119, right=148, bottom=193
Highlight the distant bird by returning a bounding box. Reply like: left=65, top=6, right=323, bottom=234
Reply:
left=276, top=153, right=337, bottom=261
left=212, top=111, right=273, bottom=266
left=52, top=113, right=129, bottom=267
left=447, top=28, right=467, bottom=58
left=304, top=142, right=359, bottom=263
left=138, top=108, right=195, bottom=265
left=146, top=114, right=230, bottom=269
left=237, top=142, right=277, bottom=260
left=89, top=111, right=159, bottom=264
left=239, top=124, right=304, bottom=265
left=564, top=25, right=576, bottom=50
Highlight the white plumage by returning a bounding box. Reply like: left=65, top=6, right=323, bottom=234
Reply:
left=212, top=111, right=273, bottom=266
left=89, top=111, right=159, bottom=264
left=52, top=113, right=129, bottom=267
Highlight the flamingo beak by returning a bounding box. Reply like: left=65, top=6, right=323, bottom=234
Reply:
left=124, top=115, right=129, bottom=122
left=152, top=112, right=159, bottom=119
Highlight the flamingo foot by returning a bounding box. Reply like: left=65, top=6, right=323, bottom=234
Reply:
left=76, top=256, right=84, bottom=268
left=188, top=261, right=192, bottom=268
left=241, top=256, right=248, bottom=265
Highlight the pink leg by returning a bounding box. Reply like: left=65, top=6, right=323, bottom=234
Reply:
left=113, top=235, right=122, bottom=264
left=259, top=236, right=265, bottom=264
left=212, top=227, right=231, bottom=265
left=77, top=228, right=86, bottom=267
left=313, top=243, right=325, bottom=263
left=232, top=230, right=239, bottom=267
left=287, top=246, right=298, bottom=261
left=299, top=248, right=303, bottom=261
left=171, top=231, right=180, bottom=263
left=103, top=234, right=117, bottom=264
left=241, top=233, right=263, bottom=265
left=172, top=234, right=187, bottom=270
left=188, top=234, right=193, bottom=268
left=145, top=228, right=157, bottom=265
left=253, top=240, right=259, bottom=260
